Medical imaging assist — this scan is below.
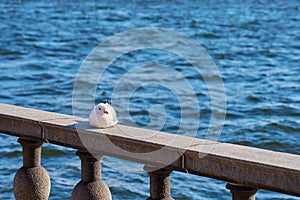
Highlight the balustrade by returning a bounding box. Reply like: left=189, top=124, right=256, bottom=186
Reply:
left=13, top=138, right=50, bottom=200
left=1, top=103, right=300, bottom=199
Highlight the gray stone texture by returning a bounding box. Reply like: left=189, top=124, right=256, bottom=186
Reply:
left=144, top=165, right=174, bottom=200
left=0, top=103, right=300, bottom=197
left=71, top=181, right=111, bottom=200
left=226, top=183, right=257, bottom=200
left=14, top=166, right=51, bottom=200
left=13, top=138, right=50, bottom=200
left=71, top=151, right=111, bottom=200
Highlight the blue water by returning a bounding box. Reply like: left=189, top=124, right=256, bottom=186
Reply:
left=1, top=1, right=300, bottom=199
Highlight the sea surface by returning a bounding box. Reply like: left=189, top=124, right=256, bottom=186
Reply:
left=0, top=1, right=300, bottom=199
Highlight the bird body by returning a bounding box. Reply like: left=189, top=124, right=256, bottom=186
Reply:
left=89, top=102, right=118, bottom=128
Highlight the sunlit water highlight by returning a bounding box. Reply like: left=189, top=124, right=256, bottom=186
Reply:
left=0, top=1, right=299, bottom=199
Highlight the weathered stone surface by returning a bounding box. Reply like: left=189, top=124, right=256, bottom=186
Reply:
left=13, top=138, right=50, bottom=200
left=18, top=138, right=43, bottom=167
left=144, top=165, right=174, bottom=200
left=183, top=142, right=300, bottom=196
left=71, top=151, right=111, bottom=200
left=1, top=103, right=300, bottom=197
left=71, top=181, right=111, bottom=200
left=226, top=183, right=257, bottom=200
left=13, top=166, right=51, bottom=200
left=14, top=138, right=50, bottom=200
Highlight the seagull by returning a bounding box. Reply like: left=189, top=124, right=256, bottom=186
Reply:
left=89, top=101, right=118, bottom=128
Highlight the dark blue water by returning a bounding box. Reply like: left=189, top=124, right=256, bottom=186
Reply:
left=1, top=1, right=300, bottom=199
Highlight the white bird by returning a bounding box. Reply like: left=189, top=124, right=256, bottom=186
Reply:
left=89, top=102, right=118, bottom=128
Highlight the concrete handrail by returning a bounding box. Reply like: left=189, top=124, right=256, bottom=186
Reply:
left=0, top=103, right=300, bottom=199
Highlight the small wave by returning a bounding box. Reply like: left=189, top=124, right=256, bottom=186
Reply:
left=42, top=148, right=67, bottom=157
left=110, top=186, right=146, bottom=199
left=3, top=150, right=22, bottom=157
left=0, top=49, right=24, bottom=56
left=194, top=33, right=221, bottom=39
left=257, top=141, right=291, bottom=149
left=255, top=141, right=299, bottom=154
left=244, top=106, right=300, bottom=117
left=234, top=140, right=254, bottom=146
left=0, top=94, right=12, bottom=100
left=264, top=121, right=300, bottom=133
left=246, top=95, right=262, bottom=102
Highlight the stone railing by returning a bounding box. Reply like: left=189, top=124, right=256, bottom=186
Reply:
left=0, top=103, right=300, bottom=200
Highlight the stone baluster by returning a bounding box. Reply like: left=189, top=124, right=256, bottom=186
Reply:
left=13, top=138, right=51, bottom=200
left=144, top=165, right=174, bottom=200
left=226, top=183, right=258, bottom=200
left=71, top=151, right=111, bottom=200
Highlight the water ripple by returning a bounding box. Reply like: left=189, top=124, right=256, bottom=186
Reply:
left=0, top=0, right=299, bottom=199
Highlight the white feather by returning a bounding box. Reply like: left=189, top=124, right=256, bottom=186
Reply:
left=89, top=103, right=118, bottom=128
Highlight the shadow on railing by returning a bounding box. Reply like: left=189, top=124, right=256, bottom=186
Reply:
left=0, top=103, right=300, bottom=200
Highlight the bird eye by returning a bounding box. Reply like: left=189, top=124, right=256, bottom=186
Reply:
left=99, top=108, right=101, bottom=111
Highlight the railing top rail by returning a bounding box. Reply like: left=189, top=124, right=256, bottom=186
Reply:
left=0, top=103, right=300, bottom=197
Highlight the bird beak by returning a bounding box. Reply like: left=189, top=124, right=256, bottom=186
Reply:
left=104, top=110, right=109, bottom=114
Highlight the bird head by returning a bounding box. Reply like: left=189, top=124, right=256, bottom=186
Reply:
left=95, top=103, right=109, bottom=115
